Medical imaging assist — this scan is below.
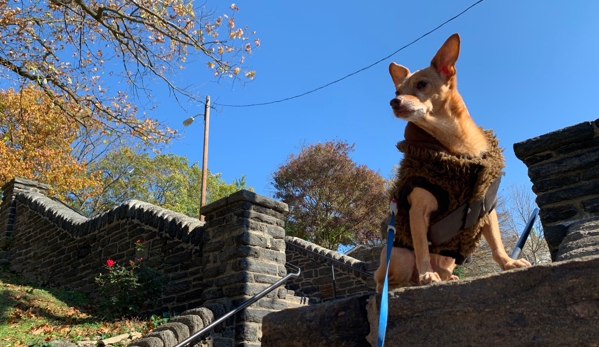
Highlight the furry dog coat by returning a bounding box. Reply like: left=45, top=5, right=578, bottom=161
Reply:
left=390, top=122, right=505, bottom=264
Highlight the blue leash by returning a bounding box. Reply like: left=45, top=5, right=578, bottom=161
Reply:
left=378, top=198, right=397, bottom=347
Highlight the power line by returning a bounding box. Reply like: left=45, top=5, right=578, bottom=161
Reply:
left=213, top=0, right=484, bottom=108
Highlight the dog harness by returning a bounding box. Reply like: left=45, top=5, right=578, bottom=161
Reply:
left=388, top=122, right=505, bottom=264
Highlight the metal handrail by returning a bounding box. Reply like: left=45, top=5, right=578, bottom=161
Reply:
left=173, top=263, right=301, bottom=347
left=510, top=208, right=539, bottom=259
left=331, top=264, right=337, bottom=300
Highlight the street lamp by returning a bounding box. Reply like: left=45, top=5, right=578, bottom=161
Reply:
left=182, top=117, right=195, bottom=127
left=183, top=95, right=210, bottom=222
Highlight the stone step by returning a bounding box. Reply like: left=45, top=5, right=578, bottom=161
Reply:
left=283, top=297, right=309, bottom=309
left=557, top=245, right=599, bottom=261
left=562, top=218, right=599, bottom=242
left=556, top=218, right=599, bottom=261
left=278, top=288, right=317, bottom=308
left=262, top=255, right=599, bottom=347
left=284, top=289, right=298, bottom=297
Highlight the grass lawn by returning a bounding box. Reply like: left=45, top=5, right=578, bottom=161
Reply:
left=0, top=266, right=166, bottom=347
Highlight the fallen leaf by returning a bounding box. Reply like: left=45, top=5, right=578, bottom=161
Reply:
left=29, top=323, right=52, bottom=335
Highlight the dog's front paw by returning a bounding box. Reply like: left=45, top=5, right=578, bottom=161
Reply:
left=418, top=271, right=441, bottom=285
left=502, top=258, right=532, bottom=270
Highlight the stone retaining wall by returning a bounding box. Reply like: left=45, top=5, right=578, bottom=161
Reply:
left=345, top=244, right=383, bottom=273
left=514, top=118, right=599, bottom=260
left=0, top=178, right=292, bottom=347
left=285, top=237, right=375, bottom=302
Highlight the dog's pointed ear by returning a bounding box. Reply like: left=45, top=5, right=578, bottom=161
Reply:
left=389, top=63, right=410, bottom=87
left=431, top=33, right=460, bottom=79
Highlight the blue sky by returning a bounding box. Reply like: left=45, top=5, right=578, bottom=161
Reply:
left=158, top=0, right=599, bottom=201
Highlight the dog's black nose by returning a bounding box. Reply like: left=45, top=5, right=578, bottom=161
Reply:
left=390, top=98, right=401, bottom=109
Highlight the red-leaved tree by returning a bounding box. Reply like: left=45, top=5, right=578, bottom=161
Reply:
left=272, top=141, right=388, bottom=250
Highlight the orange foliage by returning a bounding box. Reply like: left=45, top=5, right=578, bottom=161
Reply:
left=0, top=86, right=101, bottom=199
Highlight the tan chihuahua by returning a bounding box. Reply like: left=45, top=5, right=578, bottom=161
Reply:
left=374, top=34, right=531, bottom=291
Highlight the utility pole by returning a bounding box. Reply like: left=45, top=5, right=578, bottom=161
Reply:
left=182, top=95, right=211, bottom=222
left=200, top=95, right=210, bottom=221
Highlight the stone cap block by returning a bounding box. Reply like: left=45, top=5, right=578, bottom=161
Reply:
left=202, top=190, right=288, bottom=216
left=16, top=191, right=87, bottom=226
left=170, top=314, right=205, bottom=334
left=182, top=307, right=215, bottom=327
left=513, top=120, right=596, bottom=160
left=1, top=177, right=51, bottom=193
left=145, top=330, right=177, bottom=347
left=12, top=191, right=205, bottom=244
left=153, top=322, right=190, bottom=342
left=128, top=336, right=164, bottom=347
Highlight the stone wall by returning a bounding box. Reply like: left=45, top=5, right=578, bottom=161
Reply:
left=514, top=118, right=599, bottom=260
left=0, top=178, right=293, bottom=347
left=285, top=237, right=375, bottom=302
left=345, top=244, right=383, bottom=272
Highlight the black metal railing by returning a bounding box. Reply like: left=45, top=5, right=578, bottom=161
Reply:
left=510, top=208, right=539, bottom=259
left=173, top=263, right=301, bottom=347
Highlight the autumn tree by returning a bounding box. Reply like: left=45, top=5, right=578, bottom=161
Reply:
left=74, top=147, right=250, bottom=217
left=0, top=86, right=101, bottom=200
left=272, top=141, right=388, bottom=250
left=0, top=0, right=259, bottom=152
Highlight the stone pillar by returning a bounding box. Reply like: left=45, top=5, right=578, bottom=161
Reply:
left=514, top=118, right=599, bottom=260
left=1, top=178, right=50, bottom=240
left=200, top=190, right=289, bottom=347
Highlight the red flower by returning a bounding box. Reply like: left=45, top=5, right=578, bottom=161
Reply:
left=106, top=259, right=115, bottom=268
left=137, top=239, right=141, bottom=243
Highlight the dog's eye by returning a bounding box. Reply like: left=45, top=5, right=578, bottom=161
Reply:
left=416, top=81, right=427, bottom=89
left=395, top=90, right=401, bottom=96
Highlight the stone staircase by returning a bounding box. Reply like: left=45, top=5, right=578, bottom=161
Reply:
left=262, top=254, right=599, bottom=347
left=277, top=287, right=311, bottom=309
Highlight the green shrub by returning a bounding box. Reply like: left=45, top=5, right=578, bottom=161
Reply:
left=95, top=240, right=168, bottom=318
